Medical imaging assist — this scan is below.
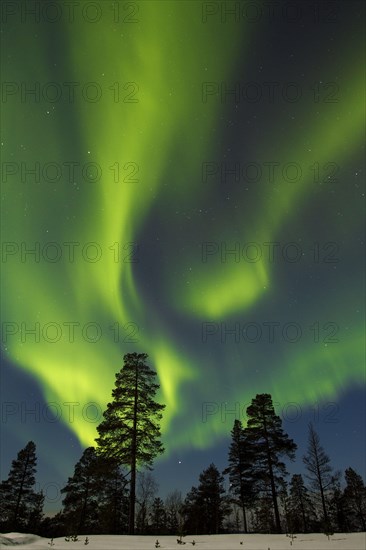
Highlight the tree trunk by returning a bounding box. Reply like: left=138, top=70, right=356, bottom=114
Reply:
left=316, top=462, right=328, bottom=524
left=79, top=480, right=89, bottom=533
left=240, top=495, right=248, bottom=533
left=129, top=367, right=139, bottom=535
left=268, top=461, right=281, bottom=533
left=263, top=418, right=281, bottom=533
left=129, top=465, right=136, bottom=534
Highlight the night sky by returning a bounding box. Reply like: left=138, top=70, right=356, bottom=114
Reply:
left=1, top=0, right=365, bottom=514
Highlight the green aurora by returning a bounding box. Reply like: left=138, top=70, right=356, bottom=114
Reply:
left=1, top=2, right=365, bottom=460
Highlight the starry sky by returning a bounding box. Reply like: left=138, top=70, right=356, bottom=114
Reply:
left=1, top=0, right=365, bottom=513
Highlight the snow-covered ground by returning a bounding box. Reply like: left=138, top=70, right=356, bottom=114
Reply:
left=1, top=532, right=365, bottom=550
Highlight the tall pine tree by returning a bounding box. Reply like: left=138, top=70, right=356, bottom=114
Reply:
left=0, top=441, right=42, bottom=532
left=243, top=394, right=297, bottom=533
left=223, top=419, right=254, bottom=533
left=61, top=447, right=129, bottom=534
left=61, top=447, right=101, bottom=534
left=183, top=464, right=230, bottom=535
left=95, top=352, right=165, bottom=534
left=343, top=467, right=366, bottom=531
left=97, top=460, right=129, bottom=534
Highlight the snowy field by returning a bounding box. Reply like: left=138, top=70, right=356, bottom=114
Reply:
left=0, top=532, right=365, bottom=550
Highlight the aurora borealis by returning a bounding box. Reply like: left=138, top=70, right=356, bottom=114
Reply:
left=1, top=0, right=365, bottom=509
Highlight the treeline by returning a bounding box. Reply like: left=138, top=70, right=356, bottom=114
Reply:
left=0, top=440, right=364, bottom=537
left=1, top=354, right=365, bottom=536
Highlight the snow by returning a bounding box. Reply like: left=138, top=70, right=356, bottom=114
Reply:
left=0, top=534, right=42, bottom=546
left=0, top=533, right=365, bottom=550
